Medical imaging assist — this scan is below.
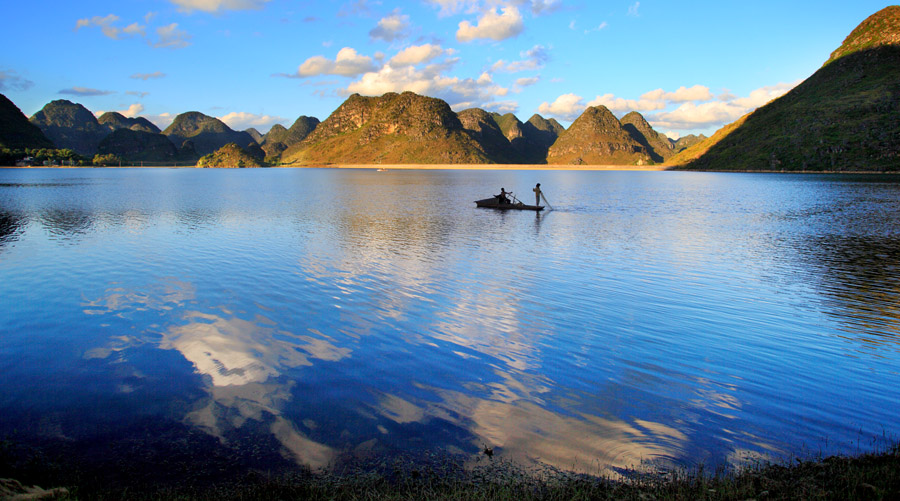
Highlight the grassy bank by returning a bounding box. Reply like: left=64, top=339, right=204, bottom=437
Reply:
left=3, top=443, right=898, bottom=500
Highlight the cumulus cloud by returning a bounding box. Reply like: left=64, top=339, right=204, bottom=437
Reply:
left=586, top=93, right=666, bottom=112
left=428, top=0, right=559, bottom=16
left=641, top=85, right=713, bottom=103
left=369, top=12, right=410, bottom=42
left=59, top=87, right=115, bottom=97
left=538, top=93, right=585, bottom=121
left=344, top=61, right=509, bottom=110
left=492, top=44, right=549, bottom=72
left=130, top=71, right=166, bottom=80
left=168, top=0, right=271, bottom=13
left=0, top=70, right=34, bottom=92
left=75, top=15, right=145, bottom=40
left=457, top=6, right=524, bottom=42
left=101, top=103, right=146, bottom=117
left=152, top=23, right=192, bottom=49
left=295, top=48, right=379, bottom=77
left=646, top=81, right=800, bottom=130
left=146, top=112, right=175, bottom=130
left=388, top=44, right=445, bottom=67
left=483, top=100, right=519, bottom=114
left=427, top=0, right=480, bottom=17
left=514, top=76, right=539, bottom=87
left=218, top=112, right=287, bottom=131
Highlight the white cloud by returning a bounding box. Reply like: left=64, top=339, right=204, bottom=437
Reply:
left=492, top=44, right=549, bottom=72
left=218, top=112, right=287, bottom=131
left=388, top=44, right=445, bottom=67
left=429, top=0, right=559, bottom=16
left=731, top=82, right=797, bottom=108
left=641, top=85, right=713, bottom=103
left=168, top=0, right=270, bottom=13
left=584, top=21, right=608, bottom=34
left=427, top=0, right=479, bottom=17
left=527, top=0, right=561, bottom=15
left=586, top=93, right=666, bottom=112
left=538, top=93, right=585, bottom=121
left=130, top=71, right=166, bottom=80
left=59, top=87, right=115, bottom=97
left=665, top=131, right=680, bottom=140
left=647, top=81, right=800, bottom=130
left=344, top=61, right=509, bottom=111
left=457, top=6, right=524, bottom=42
left=369, top=12, right=410, bottom=42
left=153, top=23, right=191, bottom=49
left=147, top=112, right=175, bottom=130
left=0, top=70, right=34, bottom=92
left=119, top=103, right=146, bottom=117
left=297, top=47, right=379, bottom=77
left=628, top=1, right=640, bottom=16
left=515, top=76, right=539, bottom=87
left=483, top=100, right=519, bottom=114
left=75, top=15, right=145, bottom=40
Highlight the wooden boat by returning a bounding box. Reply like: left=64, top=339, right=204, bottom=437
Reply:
left=475, top=196, right=543, bottom=211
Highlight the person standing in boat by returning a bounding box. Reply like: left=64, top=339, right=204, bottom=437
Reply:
left=533, top=183, right=542, bottom=206
left=498, top=188, right=510, bottom=204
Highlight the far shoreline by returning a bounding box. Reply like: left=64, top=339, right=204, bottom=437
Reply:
left=2, top=164, right=899, bottom=174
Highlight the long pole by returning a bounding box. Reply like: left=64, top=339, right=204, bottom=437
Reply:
left=541, top=193, right=553, bottom=210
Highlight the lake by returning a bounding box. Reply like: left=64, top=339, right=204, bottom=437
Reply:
left=1, top=167, right=899, bottom=483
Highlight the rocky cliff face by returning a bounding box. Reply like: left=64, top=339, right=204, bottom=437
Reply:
left=672, top=134, right=706, bottom=153
left=29, top=100, right=107, bottom=155
left=282, top=92, right=492, bottom=164
left=620, top=111, right=673, bottom=163
left=98, top=112, right=160, bottom=134
left=680, top=6, right=900, bottom=172
left=261, top=116, right=319, bottom=160
left=163, top=112, right=256, bottom=158
left=826, top=6, right=900, bottom=65
left=97, top=129, right=177, bottom=162
left=458, top=108, right=519, bottom=163
left=547, top=106, right=649, bottom=165
left=245, top=128, right=264, bottom=143
left=0, top=93, right=54, bottom=149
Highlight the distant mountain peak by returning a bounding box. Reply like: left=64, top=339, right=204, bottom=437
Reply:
left=826, top=6, right=900, bottom=65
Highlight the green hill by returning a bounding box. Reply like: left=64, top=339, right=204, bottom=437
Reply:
left=679, top=6, right=900, bottom=172
left=96, top=129, right=177, bottom=162
left=261, top=116, right=319, bottom=161
left=29, top=100, right=107, bottom=155
left=98, top=112, right=160, bottom=134
left=0, top=93, right=53, bottom=149
left=281, top=92, right=492, bottom=165
left=197, top=143, right=266, bottom=168
left=547, top=106, right=650, bottom=165
left=620, top=111, right=673, bottom=163
left=163, top=112, right=256, bottom=158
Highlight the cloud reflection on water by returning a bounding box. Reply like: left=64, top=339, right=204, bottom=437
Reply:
left=83, top=279, right=349, bottom=468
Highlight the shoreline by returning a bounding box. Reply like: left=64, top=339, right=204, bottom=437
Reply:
left=3, top=164, right=899, bottom=174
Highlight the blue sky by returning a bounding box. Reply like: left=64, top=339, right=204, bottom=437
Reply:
left=0, top=1, right=892, bottom=138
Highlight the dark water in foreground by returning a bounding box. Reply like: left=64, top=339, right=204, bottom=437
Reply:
left=1, top=168, right=899, bottom=480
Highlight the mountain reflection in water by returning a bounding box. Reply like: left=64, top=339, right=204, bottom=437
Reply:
left=1, top=168, right=899, bottom=481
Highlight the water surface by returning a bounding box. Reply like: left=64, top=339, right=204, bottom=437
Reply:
left=1, top=168, right=899, bottom=479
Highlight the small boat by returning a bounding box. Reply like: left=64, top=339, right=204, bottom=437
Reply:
left=475, top=196, right=543, bottom=211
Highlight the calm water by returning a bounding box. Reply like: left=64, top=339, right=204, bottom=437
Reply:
left=1, top=168, right=899, bottom=479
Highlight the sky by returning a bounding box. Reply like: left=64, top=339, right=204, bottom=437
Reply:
left=0, top=0, right=893, bottom=139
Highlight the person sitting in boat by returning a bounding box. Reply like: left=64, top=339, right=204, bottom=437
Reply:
left=497, top=188, right=511, bottom=205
